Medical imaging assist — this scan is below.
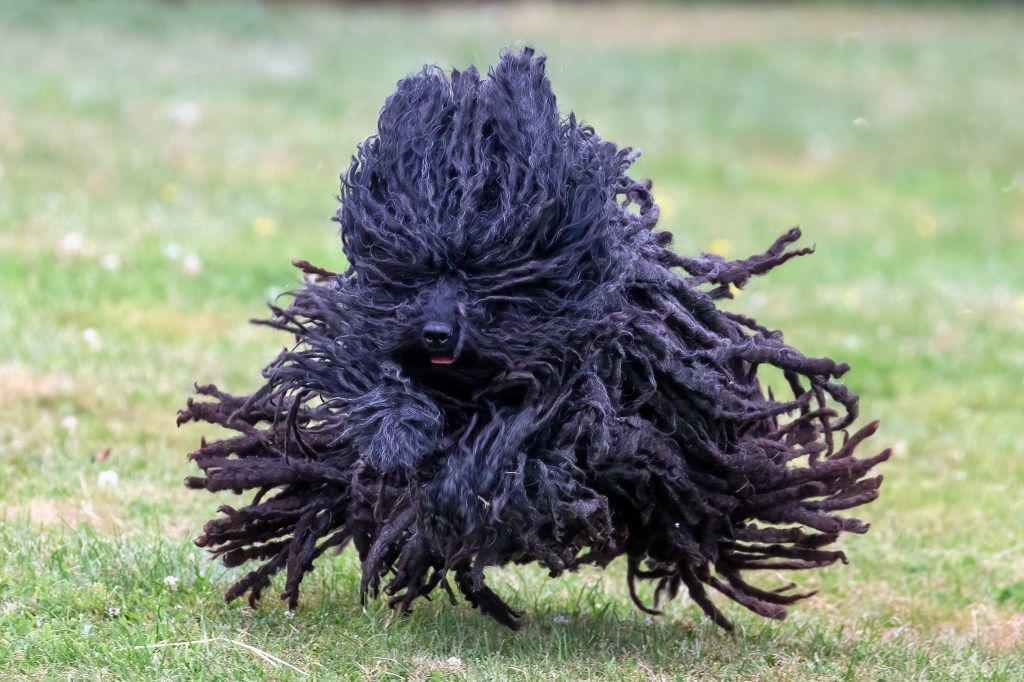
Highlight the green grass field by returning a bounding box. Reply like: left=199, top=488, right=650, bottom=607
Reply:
left=2, top=1, right=1023, bottom=679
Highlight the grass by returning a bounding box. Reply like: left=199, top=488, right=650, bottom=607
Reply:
left=1, top=0, right=1023, bottom=679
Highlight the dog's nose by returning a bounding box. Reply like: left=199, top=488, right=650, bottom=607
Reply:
left=423, top=322, right=453, bottom=350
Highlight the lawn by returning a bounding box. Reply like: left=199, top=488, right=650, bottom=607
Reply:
left=1, top=1, right=1023, bottom=679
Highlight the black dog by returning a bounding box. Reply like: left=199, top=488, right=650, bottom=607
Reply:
left=179, top=48, right=889, bottom=630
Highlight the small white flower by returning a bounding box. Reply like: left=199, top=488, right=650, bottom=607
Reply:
left=61, top=415, right=78, bottom=431
left=164, top=243, right=184, bottom=260
left=182, top=253, right=202, bottom=276
left=644, top=616, right=655, bottom=626
left=82, top=328, right=102, bottom=352
left=283, top=610, right=295, bottom=618
left=97, top=470, right=119, bottom=489
left=167, top=98, right=203, bottom=127
left=445, top=657, right=463, bottom=668
left=107, top=607, right=121, bottom=617
left=554, top=615, right=571, bottom=625
left=163, top=575, right=179, bottom=592
left=100, top=253, right=121, bottom=271
left=263, top=53, right=308, bottom=80
left=61, top=232, right=84, bottom=255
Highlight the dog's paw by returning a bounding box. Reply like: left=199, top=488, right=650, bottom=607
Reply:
left=359, top=413, right=438, bottom=472
left=350, top=380, right=443, bottom=473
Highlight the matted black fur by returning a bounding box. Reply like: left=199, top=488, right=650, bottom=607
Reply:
left=179, top=48, right=889, bottom=630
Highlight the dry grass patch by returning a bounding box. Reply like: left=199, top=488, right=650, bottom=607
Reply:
left=0, top=364, right=76, bottom=405
left=2, top=498, right=127, bottom=533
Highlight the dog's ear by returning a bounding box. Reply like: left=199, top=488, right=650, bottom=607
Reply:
left=480, top=47, right=560, bottom=160
left=339, top=65, right=466, bottom=277
left=465, top=49, right=619, bottom=281
left=376, top=65, right=453, bottom=165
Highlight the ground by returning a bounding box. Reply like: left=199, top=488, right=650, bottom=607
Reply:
left=0, top=1, right=1022, bottom=680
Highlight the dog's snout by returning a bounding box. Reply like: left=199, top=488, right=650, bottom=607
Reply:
left=423, top=322, right=454, bottom=349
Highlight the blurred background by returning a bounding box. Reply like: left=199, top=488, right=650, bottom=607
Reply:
left=1, top=1, right=1022, bottom=679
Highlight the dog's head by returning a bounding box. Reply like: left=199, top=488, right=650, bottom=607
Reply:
left=334, top=48, right=654, bottom=394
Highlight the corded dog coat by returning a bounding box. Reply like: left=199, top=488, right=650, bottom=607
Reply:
left=180, top=48, right=889, bottom=630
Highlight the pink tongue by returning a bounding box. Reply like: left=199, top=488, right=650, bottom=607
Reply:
left=430, top=355, right=456, bottom=365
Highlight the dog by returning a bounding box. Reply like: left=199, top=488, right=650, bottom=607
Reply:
left=179, top=48, right=889, bottom=630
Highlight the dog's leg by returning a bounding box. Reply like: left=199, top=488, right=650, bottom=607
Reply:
left=454, top=568, right=524, bottom=630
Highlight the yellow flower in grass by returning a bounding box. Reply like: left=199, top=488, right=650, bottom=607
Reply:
left=840, top=287, right=861, bottom=308
left=915, top=211, right=937, bottom=237
left=253, top=216, right=277, bottom=237
left=709, top=238, right=732, bottom=257
left=161, top=183, right=178, bottom=204
left=659, top=194, right=677, bottom=221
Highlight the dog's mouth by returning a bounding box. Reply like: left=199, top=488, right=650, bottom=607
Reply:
left=430, top=354, right=456, bottom=366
